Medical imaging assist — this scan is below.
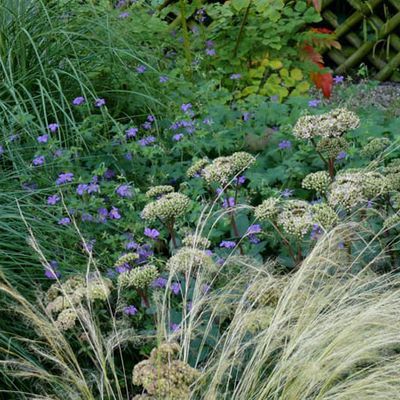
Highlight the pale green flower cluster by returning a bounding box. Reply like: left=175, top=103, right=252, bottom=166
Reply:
left=316, top=137, right=349, bottom=158
left=391, top=192, right=400, bottom=209
left=117, top=264, right=158, bottom=289
left=293, top=108, right=360, bottom=140
left=384, top=159, right=400, bottom=191
left=277, top=200, right=313, bottom=237
left=302, top=171, right=331, bottom=193
left=145, top=185, right=174, bottom=199
left=55, top=308, right=79, bottom=331
left=182, top=234, right=211, bottom=249
left=256, top=197, right=339, bottom=237
left=166, top=247, right=216, bottom=274
left=46, top=275, right=112, bottom=331
left=132, top=342, right=200, bottom=400
left=328, top=170, right=389, bottom=210
left=115, top=253, right=139, bottom=268
left=186, top=158, right=209, bottom=178
left=361, top=137, right=391, bottom=157
left=141, top=192, right=191, bottom=222
left=254, top=197, right=280, bottom=220
left=311, top=203, right=339, bottom=230
left=201, top=152, right=256, bottom=185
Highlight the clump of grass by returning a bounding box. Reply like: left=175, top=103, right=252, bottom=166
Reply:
left=2, top=219, right=400, bottom=399
left=186, top=224, right=400, bottom=399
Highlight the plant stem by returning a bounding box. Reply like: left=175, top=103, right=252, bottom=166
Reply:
left=271, top=222, right=298, bottom=265
left=167, top=220, right=178, bottom=250
left=179, top=0, right=192, bottom=76
left=137, top=288, right=150, bottom=308
left=230, top=213, right=244, bottom=255
left=328, top=157, right=335, bottom=179
left=233, top=0, right=252, bottom=57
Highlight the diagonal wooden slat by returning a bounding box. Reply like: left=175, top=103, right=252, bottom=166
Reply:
left=335, top=11, right=400, bottom=74
left=334, top=0, right=384, bottom=39
left=323, top=9, right=388, bottom=71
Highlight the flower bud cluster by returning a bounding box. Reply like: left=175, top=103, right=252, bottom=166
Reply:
left=118, top=264, right=158, bottom=290
left=182, top=234, right=211, bottom=249
left=293, top=108, right=360, bottom=140
left=277, top=200, right=313, bottom=237
left=201, top=152, right=255, bottom=185
left=55, top=308, right=78, bottom=331
left=145, top=185, right=174, bottom=199
left=132, top=342, right=200, bottom=399
left=361, top=137, right=391, bottom=157
left=166, top=247, right=216, bottom=274
left=254, top=197, right=280, bottom=220
left=141, top=193, right=191, bottom=222
left=115, top=253, right=139, bottom=268
left=316, top=137, right=348, bottom=158
left=45, top=275, right=112, bottom=331
left=186, top=158, right=209, bottom=178
left=328, top=170, right=389, bottom=210
left=302, top=171, right=331, bottom=193
left=311, top=203, right=339, bottom=230
left=384, top=159, right=400, bottom=191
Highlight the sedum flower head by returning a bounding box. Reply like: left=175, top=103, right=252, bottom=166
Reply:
left=277, top=200, right=313, bottom=237
left=141, top=193, right=191, bottom=222
left=329, top=170, right=389, bottom=210
left=293, top=108, right=359, bottom=140
left=201, top=152, right=255, bottom=185
left=302, top=171, right=331, bottom=193
left=55, top=308, right=78, bottom=331
left=166, top=247, right=216, bottom=274
left=293, top=115, right=319, bottom=139
left=391, top=192, right=400, bottom=209
left=384, top=160, right=400, bottom=191
left=45, top=274, right=111, bottom=315
left=361, top=137, right=391, bottom=158
left=145, top=185, right=174, bottom=199
left=87, top=277, right=112, bottom=301
left=182, top=234, right=211, bottom=249
left=230, top=151, right=256, bottom=173
left=323, top=107, right=360, bottom=137
left=187, top=158, right=209, bottom=178
left=115, top=253, right=139, bottom=268
left=311, top=203, right=339, bottom=230
left=118, top=264, right=158, bottom=289
left=132, top=342, right=200, bottom=399
left=316, top=137, right=349, bottom=158
left=255, top=197, right=280, bottom=220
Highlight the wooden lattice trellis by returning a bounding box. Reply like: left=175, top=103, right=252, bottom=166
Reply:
left=320, top=0, right=400, bottom=80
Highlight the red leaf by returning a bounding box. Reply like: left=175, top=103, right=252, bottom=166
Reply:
left=311, top=69, right=333, bottom=98
left=302, top=45, right=324, bottom=65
